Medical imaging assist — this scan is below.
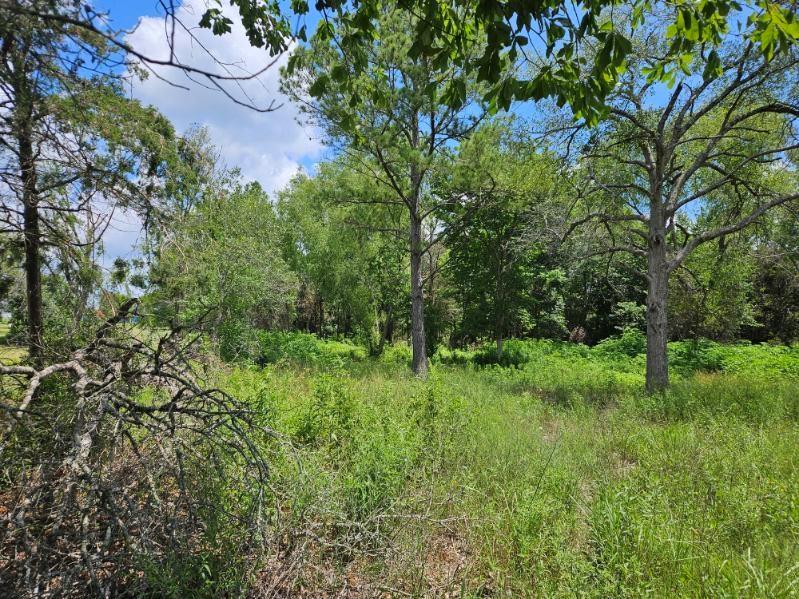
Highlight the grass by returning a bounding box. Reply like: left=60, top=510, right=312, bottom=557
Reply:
left=0, top=320, right=26, bottom=364
left=201, top=335, right=799, bottom=596
left=3, top=327, right=795, bottom=595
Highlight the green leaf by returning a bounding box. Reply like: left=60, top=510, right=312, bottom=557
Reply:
left=309, top=74, right=329, bottom=98
left=702, top=49, right=722, bottom=81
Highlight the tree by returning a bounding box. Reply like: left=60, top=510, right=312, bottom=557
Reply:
left=0, top=3, right=198, bottom=361
left=224, top=0, right=799, bottom=124
left=277, top=163, right=408, bottom=349
left=3, top=0, right=292, bottom=111
left=0, top=0, right=299, bottom=363
left=149, top=181, right=296, bottom=360
left=443, top=123, right=568, bottom=355
left=569, top=30, right=799, bottom=390
left=668, top=236, right=757, bottom=341
left=282, top=9, right=486, bottom=376
left=745, top=210, right=799, bottom=343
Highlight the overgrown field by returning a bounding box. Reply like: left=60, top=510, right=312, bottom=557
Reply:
left=161, top=334, right=799, bottom=596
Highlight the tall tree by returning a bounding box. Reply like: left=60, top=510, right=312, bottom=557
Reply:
left=0, top=3, right=193, bottom=361
left=282, top=9, right=486, bottom=376
left=568, top=30, right=799, bottom=390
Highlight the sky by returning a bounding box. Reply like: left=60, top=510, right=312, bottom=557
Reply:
left=92, top=0, right=325, bottom=263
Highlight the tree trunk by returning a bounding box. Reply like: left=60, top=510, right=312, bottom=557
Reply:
left=495, top=249, right=505, bottom=360
left=409, top=214, right=428, bottom=377
left=22, top=195, right=43, bottom=362
left=16, top=86, right=43, bottom=364
left=377, top=304, right=393, bottom=355
left=646, top=214, right=669, bottom=392
left=386, top=310, right=394, bottom=343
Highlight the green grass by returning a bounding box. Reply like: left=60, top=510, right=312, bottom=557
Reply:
left=6, top=326, right=793, bottom=595
left=0, top=345, right=26, bottom=364
left=0, top=320, right=26, bottom=364
left=199, top=334, right=799, bottom=596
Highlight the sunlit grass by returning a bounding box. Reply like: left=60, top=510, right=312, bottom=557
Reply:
left=0, top=321, right=25, bottom=365
left=211, top=338, right=799, bottom=595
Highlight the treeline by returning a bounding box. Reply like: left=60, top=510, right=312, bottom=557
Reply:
left=9, top=120, right=794, bottom=365
left=3, top=76, right=798, bottom=377
left=128, top=124, right=799, bottom=356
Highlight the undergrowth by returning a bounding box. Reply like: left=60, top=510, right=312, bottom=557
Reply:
left=16, top=331, right=792, bottom=595
left=180, top=331, right=799, bottom=596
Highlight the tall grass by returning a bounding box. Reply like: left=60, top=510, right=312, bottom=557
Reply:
left=143, top=332, right=799, bottom=595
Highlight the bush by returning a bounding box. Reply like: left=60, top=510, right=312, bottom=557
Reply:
left=379, top=342, right=412, bottom=365
left=257, top=331, right=365, bottom=369
left=593, top=328, right=647, bottom=358
left=218, top=320, right=260, bottom=361
left=667, top=339, right=726, bottom=374
left=473, top=338, right=552, bottom=367
left=432, top=346, right=475, bottom=365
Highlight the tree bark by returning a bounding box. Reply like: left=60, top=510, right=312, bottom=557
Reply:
left=645, top=211, right=669, bottom=392
left=317, top=296, right=324, bottom=335
left=22, top=188, right=43, bottom=363
left=409, top=213, right=428, bottom=377
left=14, top=64, right=43, bottom=364
left=495, top=247, right=505, bottom=360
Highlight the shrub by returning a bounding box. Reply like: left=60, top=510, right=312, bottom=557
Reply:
left=257, top=331, right=365, bottom=369
left=667, top=339, right=726, bottom=374
left=593, top=328, right=647, bottom=359
left=432, top=346, right=475, bottom=365
left=473, top=339, right=549, bottom=367
left=379, top=342, right=412, bottom=365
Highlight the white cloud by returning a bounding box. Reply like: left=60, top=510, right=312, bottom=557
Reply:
left=124, top=0, right=321, bottom=195
left=99, top=0, right=322, bottom=266
left=101, top=208, right=145, bottom=265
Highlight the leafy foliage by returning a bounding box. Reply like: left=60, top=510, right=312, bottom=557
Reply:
left=150, top=181, right=296, bottom=360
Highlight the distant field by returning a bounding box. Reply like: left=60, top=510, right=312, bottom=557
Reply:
left=0, top=320, right=25, bottom=364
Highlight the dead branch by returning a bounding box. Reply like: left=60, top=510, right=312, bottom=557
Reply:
left=0, top=299, right=277, bottom=596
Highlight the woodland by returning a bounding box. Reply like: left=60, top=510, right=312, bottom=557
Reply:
left=1, top=0, right=798, bottom=595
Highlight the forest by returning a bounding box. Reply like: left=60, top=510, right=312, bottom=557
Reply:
left=1, top=0, right=798, bottom=596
